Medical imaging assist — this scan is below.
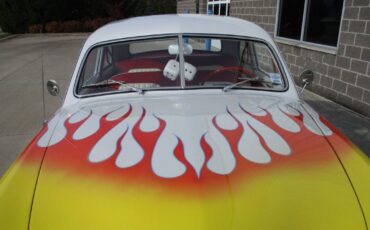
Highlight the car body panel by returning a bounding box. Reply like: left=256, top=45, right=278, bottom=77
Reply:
left=0, top=15, right=369, bottom=230
left=326, top=129, right=370, bottom=225
left=0, top=132, right=46, bottom=229
left=22, top=92, right=366, bottom=229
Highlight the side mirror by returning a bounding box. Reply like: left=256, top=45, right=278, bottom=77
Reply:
left=299, top=70, right=314, bottom=96
left=46, top=79, right=60, bottom=96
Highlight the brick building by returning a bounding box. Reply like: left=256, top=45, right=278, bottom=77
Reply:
left=177, top=0, right=370, bottom=117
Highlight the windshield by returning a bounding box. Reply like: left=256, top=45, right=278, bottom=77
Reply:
left=76, top=35, right=285, bottom=95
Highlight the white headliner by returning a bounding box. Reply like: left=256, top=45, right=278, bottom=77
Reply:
left=85, top=14, right=274, bottom=47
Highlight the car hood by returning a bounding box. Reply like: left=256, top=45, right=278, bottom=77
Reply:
left=29, top=93, right=366, bottom=229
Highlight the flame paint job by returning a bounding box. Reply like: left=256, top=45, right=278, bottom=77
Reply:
left=36, top=96, right=333, bottom=179
left=0, top=94, right=369, bottom=229
left=0, top=131, right=46, bottom=229
left=1, top=15, right=368, bottom=230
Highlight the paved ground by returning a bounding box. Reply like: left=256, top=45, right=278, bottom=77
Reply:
left=0, top=34, right=87, bottom=176
left=0, top=33, right=9, bottom=39
left=303, top=90, right=370, bottom=155
left=0, top=34, right=369, bottom=176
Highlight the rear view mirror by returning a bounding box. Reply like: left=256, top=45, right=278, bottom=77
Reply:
left=168, top=43, right=193, bottom=55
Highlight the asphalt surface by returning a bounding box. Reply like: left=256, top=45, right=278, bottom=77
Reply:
left=303, top=90, right=370, bottom=155
left=0, top=34, right=369, bottom=177
left=0, top=34, right=87, bottom=176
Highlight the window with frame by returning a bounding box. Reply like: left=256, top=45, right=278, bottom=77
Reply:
left=185, top=37, right=222, bottom=52
left=207, top=0, right=230, bottom=16
left=76, top=35, right=286, bottom=96
left=77, top=36, right=182, bottom=95
left=182, top=36, right=285, bottom=90
left=276, top=0, right=344, bottom=47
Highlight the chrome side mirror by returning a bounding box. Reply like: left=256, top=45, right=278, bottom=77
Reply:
left=299, top=70, right=314, bottom=96
left=46, top=79, right=60, bottom=96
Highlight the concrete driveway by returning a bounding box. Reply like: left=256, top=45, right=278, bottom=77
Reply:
left=0, top=34, right=369, bottom=176
left=0, top=34, right=87, bottom=176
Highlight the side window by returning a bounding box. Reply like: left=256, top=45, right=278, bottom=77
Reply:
left=254, top=43, right=278, bottom=73
left=102, top=46, right=112, bottom=69
left=253, top=43, right=283, bottom=86
left=80, top=48, right=99, bottom=86
left=77, top=36, right=181, bottom=96
left=239, top=41, right=256, bottom=68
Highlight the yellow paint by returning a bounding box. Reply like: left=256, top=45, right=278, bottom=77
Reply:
left=334, top=144, right=370, bottom=225
left=231, top=162, right=365, bottom=229
left=0, top=162, right=40, bottom=230
left=29, top=156, right=367, bottom=230
left=1, top=134, right=369, bottom=230
left=30, top=169, right=233, bottom=230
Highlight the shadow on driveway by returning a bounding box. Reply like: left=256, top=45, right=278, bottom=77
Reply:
left=304, top=91, right=370, bottom=157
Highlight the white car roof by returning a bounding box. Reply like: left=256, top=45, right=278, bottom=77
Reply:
left=85, top=14, right=274, bottom=47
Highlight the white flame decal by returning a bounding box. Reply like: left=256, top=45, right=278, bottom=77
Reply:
left=73, top=112, right=101, bottom=140
left=37, top=98, right=332, bottom=179
left=302, top=104, right=333, bottom=136
left=69, top=109, right=91, bottom=124
left=38, top=113, right=68, bottom=147
left=205, top=130, right=236, bottom=175
left=206, top=112, right=237, bottom=174
left=106, top=105, right=130, bottom=121
left=116, top=126, right=144, bottom=168
left=268, top=106, right=300, bottom=133
left=89, top=105, right=143, bottom=164
left=238, top=121, right=271, bottom=164
left=153, top=115, right=206, bottom=177
left=152, top=134, right=186, bottom=178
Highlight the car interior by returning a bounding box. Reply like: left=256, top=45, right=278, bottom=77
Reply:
left=77, top=36, right=284, bottom=95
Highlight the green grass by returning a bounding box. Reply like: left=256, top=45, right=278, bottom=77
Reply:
left=0, top=33, right=10, bottom=39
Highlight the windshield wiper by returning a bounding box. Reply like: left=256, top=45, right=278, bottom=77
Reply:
left=222, top=77, right=271, bottom=92
left=82, top=79, right=144, bottom=94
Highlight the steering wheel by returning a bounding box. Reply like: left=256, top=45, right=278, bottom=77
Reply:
left=203, top=66, right=256, bottom=84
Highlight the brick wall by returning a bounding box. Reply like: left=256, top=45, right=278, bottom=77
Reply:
left=177, top=0, right=370, bottom=116
left=177, top=0, right=208, bottom=14
left=177, top=0, right=197, bottom=13
left=199, top=0, right=208, bottom=14
left=229, top=0, right=276, bottom=36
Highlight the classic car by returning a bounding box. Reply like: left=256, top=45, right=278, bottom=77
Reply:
left=0, top=14, right=369, bottom=230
